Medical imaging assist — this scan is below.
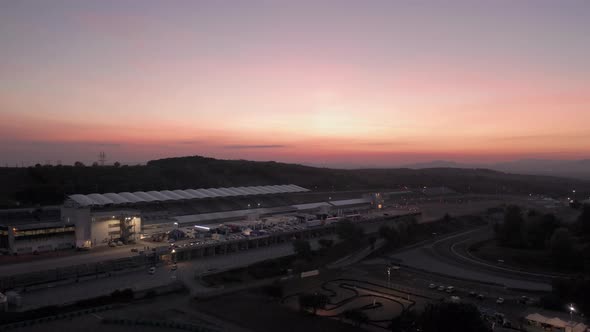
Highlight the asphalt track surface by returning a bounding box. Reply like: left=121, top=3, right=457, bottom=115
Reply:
left=390, top=228, right=552, bottom=292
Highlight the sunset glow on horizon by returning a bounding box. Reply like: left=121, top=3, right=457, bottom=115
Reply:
left=1, top=0, right=589, bottom=167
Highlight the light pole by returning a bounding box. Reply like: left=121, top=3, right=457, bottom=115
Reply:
left=387, top=267, right=391, bottom=288
left=569, top=304, right=576, bottom=321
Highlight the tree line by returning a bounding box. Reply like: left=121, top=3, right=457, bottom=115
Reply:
left=1, top=155, right=589, bottom=207
left=493, top=204, right=590, bottom=272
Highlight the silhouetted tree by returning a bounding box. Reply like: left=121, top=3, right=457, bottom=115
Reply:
left=419, top=302, right=489, bottom=332
left=74, top=161, right=85, bottom=167
left=578, top=204, right=590, bottom=237
left=379, top=225, right=401, bottom=247
left=343, top=308, right=369, bottom=327
left=442, top=213, right=452, bottom=223
left=336, top=220, right=364, bottom=244
left=293, top=239, right=312, bottom=260
left=524, top=213, right=560, bottom=249
left=390, top=309, right=418, bottom=331
left=318, top=238, right=334, bottom=250
left=550, top=227, right=575, bottom=269
left=368, top=236, right=377, bottom=250
left=298, top=293, right=329, bottom=314
left=113, top=161, right=121, bottom=167
left=263, top=281, right=283, bottom=299
left=496, top=205, right=525, bottom=248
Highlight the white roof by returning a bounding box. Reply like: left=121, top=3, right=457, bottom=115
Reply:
left=215, top=188, right=238, bottom=196
left=329, top=198, right=372, bottom=207
left=161, top=190, right=186, bottom=200
left=69, top=194, right=97, bottom=206
left=293, top=202, right=332, bottom=210
left=87, top=193, right=115, bottom=205
left=198, top=189, right=220, bottom=197
left=119, top=192, right=145, bottom=203
left=171, top=190, right=195, bottom=199
left=132, top=191, right=159, bottom=202
left=103, top=193, right=132, bottom=204
left=68, top=184, right=309, bottom=207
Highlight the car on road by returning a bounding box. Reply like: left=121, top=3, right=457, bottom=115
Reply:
left=130, top=248, right=138, bottom=253
left=170, top=264, right=177, bottom=271
left=477, top=294, right=485, bottom=300
left=445, top=286, right=455, bottom=293
left=496, top=297, right=505, bottom=304
left=437, top=285, right=446, bottom=291
left=428, top=283, right=437, bottom=289
left=468, top=291, right=476, bottom=297
left=148, top=266, right=156, bottom=275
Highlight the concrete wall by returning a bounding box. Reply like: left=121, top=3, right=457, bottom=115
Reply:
left=12, top=234, right=75, bottom=254
left=61, top=207, right=92, bottom=248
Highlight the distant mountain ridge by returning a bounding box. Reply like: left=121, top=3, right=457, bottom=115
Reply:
left=402, top=159, right=590, bottom=180
left=0, top=155, right=589, bottom=206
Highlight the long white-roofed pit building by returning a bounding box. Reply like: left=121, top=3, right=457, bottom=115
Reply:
left=1, top=184, right=392, bottom=254
left=62, top=184, right=311, bottom=249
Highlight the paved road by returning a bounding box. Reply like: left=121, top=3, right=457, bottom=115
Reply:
left=16, top=235, right=335, bottom=310
left=390, top=229, right=552, bottom=291
left=0, top=243, right=149, bottom=277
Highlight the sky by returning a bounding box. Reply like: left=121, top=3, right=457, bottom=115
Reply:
left=1, top=0, right=589, bottom=167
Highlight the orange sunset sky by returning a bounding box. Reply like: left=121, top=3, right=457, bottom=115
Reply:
left=1, top=1, right=589, bottom=167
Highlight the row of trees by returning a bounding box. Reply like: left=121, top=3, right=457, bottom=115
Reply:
left=378, top=214, right=485, bottom=250
left=495, top=205, right=560, bottom=249
left=494, top=205, right=590, bottom=271
left=33, top=162, right=123, bottom=168
left=378, top=217, right=420, bottom=248
left=3, top=154, right=589, bottom=206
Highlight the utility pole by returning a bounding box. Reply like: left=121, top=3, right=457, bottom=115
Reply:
left=98, top=151, right=107, bottom=166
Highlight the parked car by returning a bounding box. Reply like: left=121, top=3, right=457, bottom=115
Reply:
left=496, top=297, right=505, bottom=304
left=170, top=264, right=177, bottom=271
left=469, top=291, right=476, bottom=297
left=446, top=286, right=455, bottom=293
left=148, top=266, right=156, bottom=275
left=428, top=283, right=437, bottom=289
left=477, top=294, right=485, bottom=300
left=437, top=285, right=446, bottom=291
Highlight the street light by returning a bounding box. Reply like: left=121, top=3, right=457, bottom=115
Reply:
left=569, top=304, right=576, bottom=321
left=387, top=267, right=391, bottom=288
